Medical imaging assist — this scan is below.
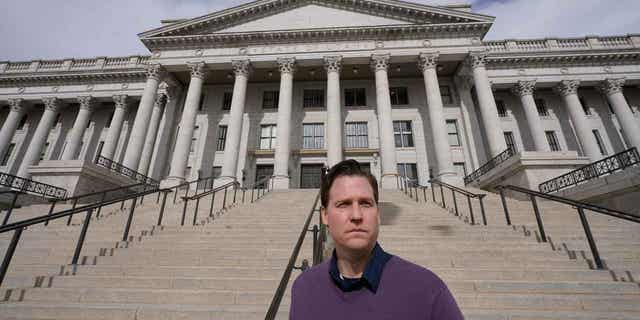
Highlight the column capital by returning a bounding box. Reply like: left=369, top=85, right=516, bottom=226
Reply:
left=77, top=96, right=95, bottom=111
left=112, top=94, right=129, bottom=110
left=232, top=60, right=251, bottom=77
left=277, top=57, right=296, bottom=74
left=599, top=78, right=626, bottom=96
left=8, top=98, right=24, bottom=112
left=155, top=93, right=168, bottom=109
left=323, top=56, right=342, bottom=73
left=146, top=64, right=166, bottom=81
left=42, top=97, right=60, bottom=112
left=467, top=51, right=488, bottom=69
left=188, top=62, right=207, bottom=80
left=554, top=80, right=581, bottom=97
left=511, top=80, right=537, bottom=97
left=370, top=54, right=391, bottom=72
left=418, top=52, right=439, bottom=72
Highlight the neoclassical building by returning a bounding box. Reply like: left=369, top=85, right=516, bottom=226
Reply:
left=1, top=0, right=639, bottom=200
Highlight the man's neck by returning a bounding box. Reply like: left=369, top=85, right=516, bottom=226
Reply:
left=335, top=245, right=375, bottom=278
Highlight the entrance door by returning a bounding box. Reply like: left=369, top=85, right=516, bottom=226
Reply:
left=300, top=164, right=323, bottom=189
left=255, top=164, right=273, bottom=188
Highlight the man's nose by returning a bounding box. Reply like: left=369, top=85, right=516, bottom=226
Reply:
left=349, top=203, right=364, bottom=221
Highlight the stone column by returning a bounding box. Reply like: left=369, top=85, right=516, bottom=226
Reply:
left=512, top=80, right=550, bottom=152
left=600, top=78, right=640, bottom=151
left=122, top=64, right=164, bottom=170
left=165, top=62, right=206, bottom=186
left=138, top=93, right=167, bottom=176
left=554, top=80, right=601, bottom=162
left=0, top=99, right=26, bottom=161
left=371, top=54, right=398, bottom=189
left=419, top=53, right=456, bottom=183
left=101, top=95, right=128, bottom=160
left=17, top=98, right=60, bottom=178
left=219, top=60, right=251, bottom=184
left=273, top=58, right=296, bottom=189
left=467, top=52, right=508, bottom=157
left=60, top=96, right=94, bottom=160
left=324, top=56, right=344, bottom=167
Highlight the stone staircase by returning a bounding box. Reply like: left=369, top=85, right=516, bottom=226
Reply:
left=1, top=186, right=639, bottom=319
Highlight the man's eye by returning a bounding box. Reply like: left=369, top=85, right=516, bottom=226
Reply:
left=361, top=202, right=373, bottom=207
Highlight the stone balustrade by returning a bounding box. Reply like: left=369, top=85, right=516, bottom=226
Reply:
left=0, top=56, right=150, bottom=74
left=485, top=34, right=639, bottom=53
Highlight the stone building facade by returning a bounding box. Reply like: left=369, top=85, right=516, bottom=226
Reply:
left=1, top=0, right=639, bottom=195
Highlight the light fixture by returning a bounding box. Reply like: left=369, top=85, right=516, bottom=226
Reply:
left=268, top=71, right=273, bottom=77
left=226, top=73, right=233, bottom=79
left=309, top=69, right=316, bottom=76
left=353, top=67, right=359, bottom=74
left=396, top=66, right=401, bottom=72
left=437, top=65, right=444, bottom=72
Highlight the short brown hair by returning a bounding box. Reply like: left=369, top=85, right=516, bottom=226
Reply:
left=320, top=159, right=379, bottom=208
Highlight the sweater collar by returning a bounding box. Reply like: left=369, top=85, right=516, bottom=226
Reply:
left=328, top=242, right=392, bottom=293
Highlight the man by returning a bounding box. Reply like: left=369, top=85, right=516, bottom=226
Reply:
left=290, top=160, right=463, bottom=319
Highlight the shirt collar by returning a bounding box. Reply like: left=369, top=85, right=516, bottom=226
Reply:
left=328, top=242, right=392, bottom=293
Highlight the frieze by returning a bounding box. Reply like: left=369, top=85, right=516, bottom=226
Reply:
left=247, top=41, right=375, bottom=55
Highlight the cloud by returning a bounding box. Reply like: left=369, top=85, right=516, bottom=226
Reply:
left=0, top=0, right=639, bottom=61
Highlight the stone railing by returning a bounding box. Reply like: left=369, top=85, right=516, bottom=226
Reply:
left=0, top=55, right=151, bottom=74
left=485, top=35, right=639, bottom=53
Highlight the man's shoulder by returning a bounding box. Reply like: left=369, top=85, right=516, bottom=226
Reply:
left=292, top=260, right=331, bottom=291
left=385, top=255, right=447, bottom=291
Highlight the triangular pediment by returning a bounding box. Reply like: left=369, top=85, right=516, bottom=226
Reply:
left=139, top=0, right=494, bottom=39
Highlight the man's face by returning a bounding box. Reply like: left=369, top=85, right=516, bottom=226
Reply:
left=321, top=175, right=380, bottom=253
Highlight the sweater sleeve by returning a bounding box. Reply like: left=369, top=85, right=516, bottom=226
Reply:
left=429, top=285, right=464, bottom=320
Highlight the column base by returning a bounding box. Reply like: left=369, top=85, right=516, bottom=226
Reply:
left=380, top=174, right=399, bottom=190
left=160, top=176, right=185, bottom=189
left=272, top=176, right=290, bottom=190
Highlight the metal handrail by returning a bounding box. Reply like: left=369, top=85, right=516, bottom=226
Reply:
left=95, top=155, right=159, bottom=186
left=496, top=184, right=640, bottom=270
left=0, top=174, right=222, bottom=287
left=464, top=147, right=517, bottom=185
left=0, top=172, right=67, bottom=199
left=429, top=179, right=488, bottom=226
left=179, top=180, right=240, bottom=226
left=539, top=147, right=640, bottom=193
left=265, top=192, right=321, bottom=320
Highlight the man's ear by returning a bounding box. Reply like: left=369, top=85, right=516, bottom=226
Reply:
left=321, top=207, right=329, bottom=226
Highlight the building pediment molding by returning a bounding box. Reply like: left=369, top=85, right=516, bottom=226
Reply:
left=139, top=0, right=493, bottom=50
left=142, top=22, right=491, bottom=50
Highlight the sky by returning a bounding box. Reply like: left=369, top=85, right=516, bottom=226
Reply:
left=1, top=0, right=639, bottom=61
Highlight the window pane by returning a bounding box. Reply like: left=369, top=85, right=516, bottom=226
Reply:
left=440, top=86, right=452, bottom=104
left=222, top=92, right=233, bottom=110
left=217, top=126, right=227, bottom=151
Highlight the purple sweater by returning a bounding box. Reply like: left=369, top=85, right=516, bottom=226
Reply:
left=290, top=256, right=463, bottom=319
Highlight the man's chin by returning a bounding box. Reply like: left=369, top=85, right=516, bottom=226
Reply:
left=339, top=239, right=374, bottom=252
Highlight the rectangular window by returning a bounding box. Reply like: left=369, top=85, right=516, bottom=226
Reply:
left=389, top=87, right=409, bottom=105
left=397, top=163, right=418, bottom=185
left=393, top=121, right=414, bottom=148
left=1, top=143, right=15, bottom=166
left=453, top=162, right=467, bottom=177
left=17, top=115, right=28, bottom=130
left=94, top=141, right=104, bottom=161
left=580, top=98, right=592, bottom=115
left=303, top=89, right=324, bottom=108
left=259, top=124, right=277, bottom=149
left=256, top=164, right=274, bottom=187
left=198, top=94, right=206, bottom=111
left=222, top=92, right=233, bottom=111
left=262, top=91, right=279, bottom=109
left=212, top=166, right=222, bottom=178
left=496, top=100, right=507, bottom=117
left=216, top=125, right=228, bottom=151
left=593, top=129, right=608, bottom=156
left=535, top=98, right=549, bottom=116
left=446, top=120, right=461, bottom=147
left=545, top=131, right=561, bottom=151
left=302, top=123, right=325, bottom=149
left=504, top=131, right=517, bottom=152
left=440, top=85, right=453, bottom=104
left=40, top=142, right=50, bottom=161
left=345, top=122, right=368, bottom=148
left=344, top=88, right=366, bottom=107
left=190, top=126, right=199, bottom=153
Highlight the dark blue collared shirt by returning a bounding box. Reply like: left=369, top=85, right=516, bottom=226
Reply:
left=329, top=242, right=393, bottom=293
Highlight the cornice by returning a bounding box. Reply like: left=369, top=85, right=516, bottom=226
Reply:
left=139, top=0, right=494, bottom=39
left=141, top=22, right=491, bottom=50
left=485, top=50, right=640, bottom=69
left=0, top=70, right=147, bottom=88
